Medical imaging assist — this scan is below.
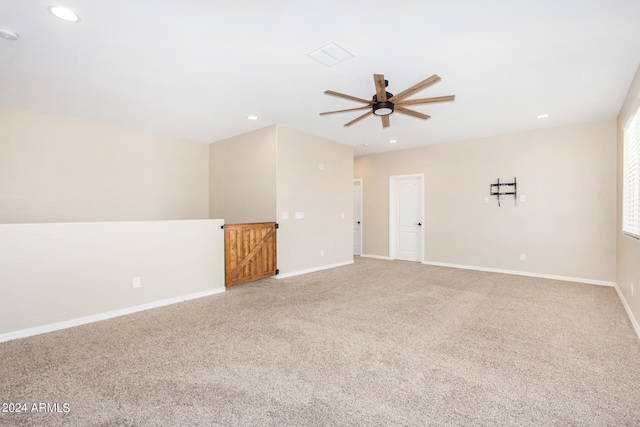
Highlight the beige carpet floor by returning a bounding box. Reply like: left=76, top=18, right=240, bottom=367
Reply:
left=1, top=257, right=640, bottom=426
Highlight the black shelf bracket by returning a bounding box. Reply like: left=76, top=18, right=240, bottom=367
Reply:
left=490, top=177, right=517, bottom=207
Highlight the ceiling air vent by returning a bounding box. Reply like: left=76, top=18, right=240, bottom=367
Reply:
left=308, top=41, right=354, bottom=67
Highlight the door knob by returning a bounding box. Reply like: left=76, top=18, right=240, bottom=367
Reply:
left=357, top=221, right=361, bottom=224
left=417, top=222, right=422, bottom=226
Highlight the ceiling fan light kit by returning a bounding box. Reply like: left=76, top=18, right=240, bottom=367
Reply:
left=321, top=73, right=455, bottom=128
left=373, top=102, right=394, bottom=116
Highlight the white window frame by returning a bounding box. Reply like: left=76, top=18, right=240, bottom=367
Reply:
left=623, top=104, right=640, bottom=239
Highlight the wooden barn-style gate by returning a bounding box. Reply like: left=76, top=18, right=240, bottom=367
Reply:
left=223, top=222, right=278, bottom=287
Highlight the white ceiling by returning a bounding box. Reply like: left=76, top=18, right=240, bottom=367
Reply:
left=1, top=1, right=639, bottom=156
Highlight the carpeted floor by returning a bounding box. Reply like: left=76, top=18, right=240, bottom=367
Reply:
left=1, top=257, right=640, bottom=426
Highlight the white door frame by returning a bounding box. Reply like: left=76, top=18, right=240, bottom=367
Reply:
left=353, top=179, right=363, bottom=256
left=389, top=173, right=424, bottom=261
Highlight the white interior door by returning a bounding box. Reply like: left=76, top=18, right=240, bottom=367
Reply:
left=353, top=180, right=362, bottom=255
left=390, top=175, right=423, bottom=262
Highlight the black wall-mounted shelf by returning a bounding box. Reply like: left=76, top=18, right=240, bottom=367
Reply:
left=490, top=177, right=517, bottom=207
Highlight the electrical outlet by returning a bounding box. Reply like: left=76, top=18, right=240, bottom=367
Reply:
left=519, top=254, right=526, bottom=261
left=320, top=249, right=324, bottom=256
left=132, top=277, right=141, bottom=288
left=484, top=196, right=489, bottom=203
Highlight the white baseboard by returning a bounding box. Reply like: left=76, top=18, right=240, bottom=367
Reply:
left=422, top=260, right=616, bottom=287
left=275, top=260, right=354, bottom=279
left=614, top=283, right=640, bottom=340
left=0, top=287, right=226, bottom=344
left=359, top=254, right=392, bottom=260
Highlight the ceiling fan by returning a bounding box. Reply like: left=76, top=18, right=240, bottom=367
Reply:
left=320, top=74, right=455, bottom=128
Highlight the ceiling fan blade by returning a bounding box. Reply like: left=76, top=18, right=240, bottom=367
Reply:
left=394, top=95, right=455, bottom=106
left=374, top=74, right=387, bottom=102
left=381, top=115, right=390, bottom=128
left=395, top=106, right=431, bottom=120
left=388, top=75, right=441, bottom=102
left=324, top=90, right=373, bottom=105
left=344, top=111, right=373, bottom=127
left=319, top=106, right=372, bottom=116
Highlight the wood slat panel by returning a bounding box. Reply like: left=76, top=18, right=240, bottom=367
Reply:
left=224, top=222, right=277, bottom=287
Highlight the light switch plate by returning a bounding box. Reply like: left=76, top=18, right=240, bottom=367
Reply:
left=282, top=211, right=289, bottom=219
left=295, top=212, right=304, bottom=219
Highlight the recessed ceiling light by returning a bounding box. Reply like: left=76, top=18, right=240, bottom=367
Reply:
left=48, top=5, right=81, bottom=22
left=0, top=26, right=19, bottom=40
left=389, top=139, right=398, bottom=144
left=536, top=113, right=550, bottom=119
left=362, top=143, right=370, bottom=147
left=247, top=115, right=258, bottom=120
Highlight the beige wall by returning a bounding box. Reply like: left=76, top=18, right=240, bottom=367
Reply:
left=355, top=119, right=617, bottom=283
left=617, top=64, right=640, bottom=329
left=0, top=219, right=225, bottom=340
left=276, top=126, right=354, bottom=275
left=209, top=126, right=277, bottom=223
left=0, top=105, right=209, bottom=223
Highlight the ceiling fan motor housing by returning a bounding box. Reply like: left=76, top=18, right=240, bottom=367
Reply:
left=372, top=92, right=393, bottom=102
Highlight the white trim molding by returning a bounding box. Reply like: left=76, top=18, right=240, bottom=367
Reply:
left=0, top=288, right=225, bottom=344
left=275, top=260, right=354, bottom=279
left=422, top=260, right=616, bottom=287
left=360, top=253, right=392, bottom=260
left=614, top=283, right=640, bottom=340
